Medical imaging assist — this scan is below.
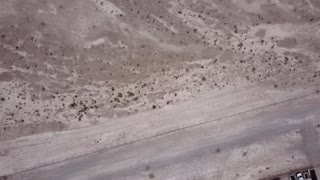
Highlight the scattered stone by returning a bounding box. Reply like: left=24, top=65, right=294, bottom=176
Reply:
left=148, top=173, right=155, bottom=179
left=69, top=102, right=77, bottom=108
left=237, top=42, right=243, bottom=49
left=114, top=98, right=120, bottom=103
left=127, top=91, right=134, bottom=96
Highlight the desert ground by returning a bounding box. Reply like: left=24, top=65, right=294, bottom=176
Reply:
left=0, top=0, right=320, bottom=179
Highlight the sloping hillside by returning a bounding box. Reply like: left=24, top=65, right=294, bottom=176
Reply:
left=1, top=0, right=320, bottom=140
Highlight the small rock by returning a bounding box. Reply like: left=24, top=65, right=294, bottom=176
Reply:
left=242, top=149, right=247, bottom=156
left=145, top=165, right=151, bottom=171
left=114, top=98, right=120, bottom=103
left=127, top=91, right=134, bottom=96
left=148, top=173, right=155, bottom=179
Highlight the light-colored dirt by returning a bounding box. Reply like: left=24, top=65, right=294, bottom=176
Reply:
left=1, top=0, right=320, bottom=179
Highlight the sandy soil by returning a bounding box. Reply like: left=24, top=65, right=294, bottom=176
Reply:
left=1, top=0, right=320, bottom=140
left=1, top=1, right=320, bottom=179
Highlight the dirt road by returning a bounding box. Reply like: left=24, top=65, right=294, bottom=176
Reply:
left=1, top=0, right=320, bottom=140
left=1, top=87, right=320, bottom=179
